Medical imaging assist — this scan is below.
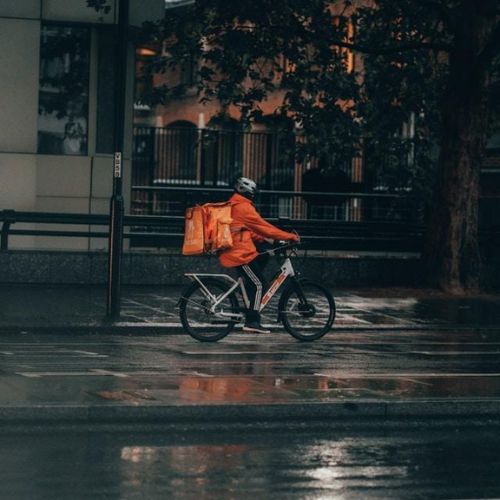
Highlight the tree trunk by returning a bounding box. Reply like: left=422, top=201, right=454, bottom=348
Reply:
left=423, top=7, right=491, bottom=294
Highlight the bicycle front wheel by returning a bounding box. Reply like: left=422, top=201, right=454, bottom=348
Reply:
left=280, top=280, right=335, bottom=341
left=179, top=279, right=240, bottom=342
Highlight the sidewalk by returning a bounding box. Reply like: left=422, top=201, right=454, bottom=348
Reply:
left=2, top=284, right=500, bottom=330
left=1, top=284, right=500, bottom=427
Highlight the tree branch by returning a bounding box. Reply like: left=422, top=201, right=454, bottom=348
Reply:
left=231, top=24, right=451, bottom=54
left=476, top=21, right=500, bottom=74
left=418, top=0, right=457, bottom=33
left=332, top=40, right=451, bottom=55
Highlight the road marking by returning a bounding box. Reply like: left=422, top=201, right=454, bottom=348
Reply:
left=411, top=351, right=500, bottom=356
left=90, top=369, right=129, bottom=378
left=16, top=370, right=129, bottom=378
left=16, top=372, right=92, bottom=378
left=72, top=350, right=109, bottom=358
left=314, top=372, right=500, bottom=378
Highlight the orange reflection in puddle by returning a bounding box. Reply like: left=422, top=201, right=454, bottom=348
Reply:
left=180, top=377, right=254, bottom=402
left=179, top=375, right=330, bottom=403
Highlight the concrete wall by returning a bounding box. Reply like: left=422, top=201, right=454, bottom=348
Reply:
left=42, top=0, right=117, bottom=24
left=0, top=14, right=41, bottom=248
left=2, top=250, right=499, bottom=289
left=0, top=18, right=40, bottom=153
left=0, top=1, right=41, bottom=19
left=0, top=251, right=425, bottom=287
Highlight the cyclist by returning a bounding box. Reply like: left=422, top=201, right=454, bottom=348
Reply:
left=219, top=177, right=300, bottom=334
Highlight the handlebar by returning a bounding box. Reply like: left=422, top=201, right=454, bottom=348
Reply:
left=259, top=240, right=301, bottom=257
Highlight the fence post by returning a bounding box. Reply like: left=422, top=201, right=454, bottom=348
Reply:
left=1, top=223, right=10, bottom=251
left=0, top=210, right=16, bottom=251
left=148, top=126, right=156, bottom=214
left=196, top=127, right=204, bottom=185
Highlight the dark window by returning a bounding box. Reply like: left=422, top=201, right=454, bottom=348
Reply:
left=96, top=27, right=116, bottom=154
left=38, top=24, right=90, bottom=155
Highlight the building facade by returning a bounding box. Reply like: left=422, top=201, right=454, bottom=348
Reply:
left=0, top=0, right=163, bottom=250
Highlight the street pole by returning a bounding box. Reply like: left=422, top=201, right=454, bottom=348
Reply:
left=107, top=0, right=129, bottom=318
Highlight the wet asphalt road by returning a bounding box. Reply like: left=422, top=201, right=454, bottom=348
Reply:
left=2, top=286, right=500, bottom=498
left=2, top=426, right=500, bottom=499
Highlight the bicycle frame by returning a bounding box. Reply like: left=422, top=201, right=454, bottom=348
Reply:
left=184, top=256, right=296, bottom=318
left=184, top=273, right=241, bottom=315
left=259, top=257, right=295, bottom=311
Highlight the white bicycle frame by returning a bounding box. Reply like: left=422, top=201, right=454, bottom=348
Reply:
left=184, top=257, right=296, bottom=319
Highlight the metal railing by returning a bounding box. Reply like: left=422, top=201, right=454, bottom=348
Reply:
left=131, top=185, right=424, bottom=223
left=128, top=186, right=426, bottom=250
left=131, top=126, right=427, bottom=221
left=133, top=126, right=298, bottom=192
left=0, top=210, right=181, bottom=252
left=0, top=207, right=425, bottom=253
left=2, top=200, right=499, bottom=253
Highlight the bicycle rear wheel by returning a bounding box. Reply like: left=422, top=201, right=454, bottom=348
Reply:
left=179, top=279, right=240, bottom=342
left=280, top=279, right=335, bottom=341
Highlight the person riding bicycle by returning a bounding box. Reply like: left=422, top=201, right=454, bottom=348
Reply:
left=219, top=177, right=300, bottom=334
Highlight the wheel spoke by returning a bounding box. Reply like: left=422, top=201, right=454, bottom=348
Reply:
left=281, top=282, right=335, bottom=341
left=180, top=281, right=239, bottom=342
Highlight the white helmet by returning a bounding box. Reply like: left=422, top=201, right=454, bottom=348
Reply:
left=234, top=177, right=257, bottom=198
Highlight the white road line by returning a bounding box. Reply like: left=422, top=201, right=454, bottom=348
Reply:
left=72, top=350, right=109, bottom=358
left=314, top=372, right=500, bottom=378
left=91, top=369, right=129, bottom=378
left=16, top=372, right=94, bottom=378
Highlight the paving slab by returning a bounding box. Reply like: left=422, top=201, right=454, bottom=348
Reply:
left=2, top=284, right=500, bottom=331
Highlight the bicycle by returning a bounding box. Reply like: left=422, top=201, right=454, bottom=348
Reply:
left=178, top=242, right=336, bottom=342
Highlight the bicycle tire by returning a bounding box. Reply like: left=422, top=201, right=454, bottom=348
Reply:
left=280, top=279, right=335, bottom=341
left=179, top=279, right=240, bottom=342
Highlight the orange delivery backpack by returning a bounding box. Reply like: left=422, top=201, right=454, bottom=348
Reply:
left=182, top=202, right=233, bottom=255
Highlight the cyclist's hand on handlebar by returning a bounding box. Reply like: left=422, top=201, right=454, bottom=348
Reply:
left=290, top=232, right=300, bottom=243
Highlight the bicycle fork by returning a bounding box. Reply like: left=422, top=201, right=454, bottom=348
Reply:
left=277, top=277, right=309, bottom=322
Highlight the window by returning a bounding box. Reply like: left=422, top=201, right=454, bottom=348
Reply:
left=96, top=27, right=116, bottom=154
left=38, top=24, right=90, bottom=155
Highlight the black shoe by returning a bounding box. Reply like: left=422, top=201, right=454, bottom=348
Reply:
left=242, top=321, right=271, bottom=334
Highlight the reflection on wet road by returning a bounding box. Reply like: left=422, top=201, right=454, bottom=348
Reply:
left=2, top=427, right=500, bottom=499
left=1, top=330, right=500, bottom=407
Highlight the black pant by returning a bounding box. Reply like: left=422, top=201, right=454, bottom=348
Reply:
left=236, top=256, right=268, bottom=316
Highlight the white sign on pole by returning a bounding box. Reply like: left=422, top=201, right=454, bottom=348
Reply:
left=114, top=152, right=122, bottom=178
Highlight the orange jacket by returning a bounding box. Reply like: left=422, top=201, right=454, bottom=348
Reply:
left=219, top=193, right=297, bottom=268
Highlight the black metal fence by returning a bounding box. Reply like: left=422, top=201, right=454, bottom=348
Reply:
left=133, top=126, right=296, bottom=188
left=130, top=185, right=424, bottom=224
left=132, top=125, right=368, bottom=219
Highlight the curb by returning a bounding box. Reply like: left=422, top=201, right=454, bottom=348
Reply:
left=1, top=323, right=499, bottom=335
left=2, top=399, right=500, bottom=427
